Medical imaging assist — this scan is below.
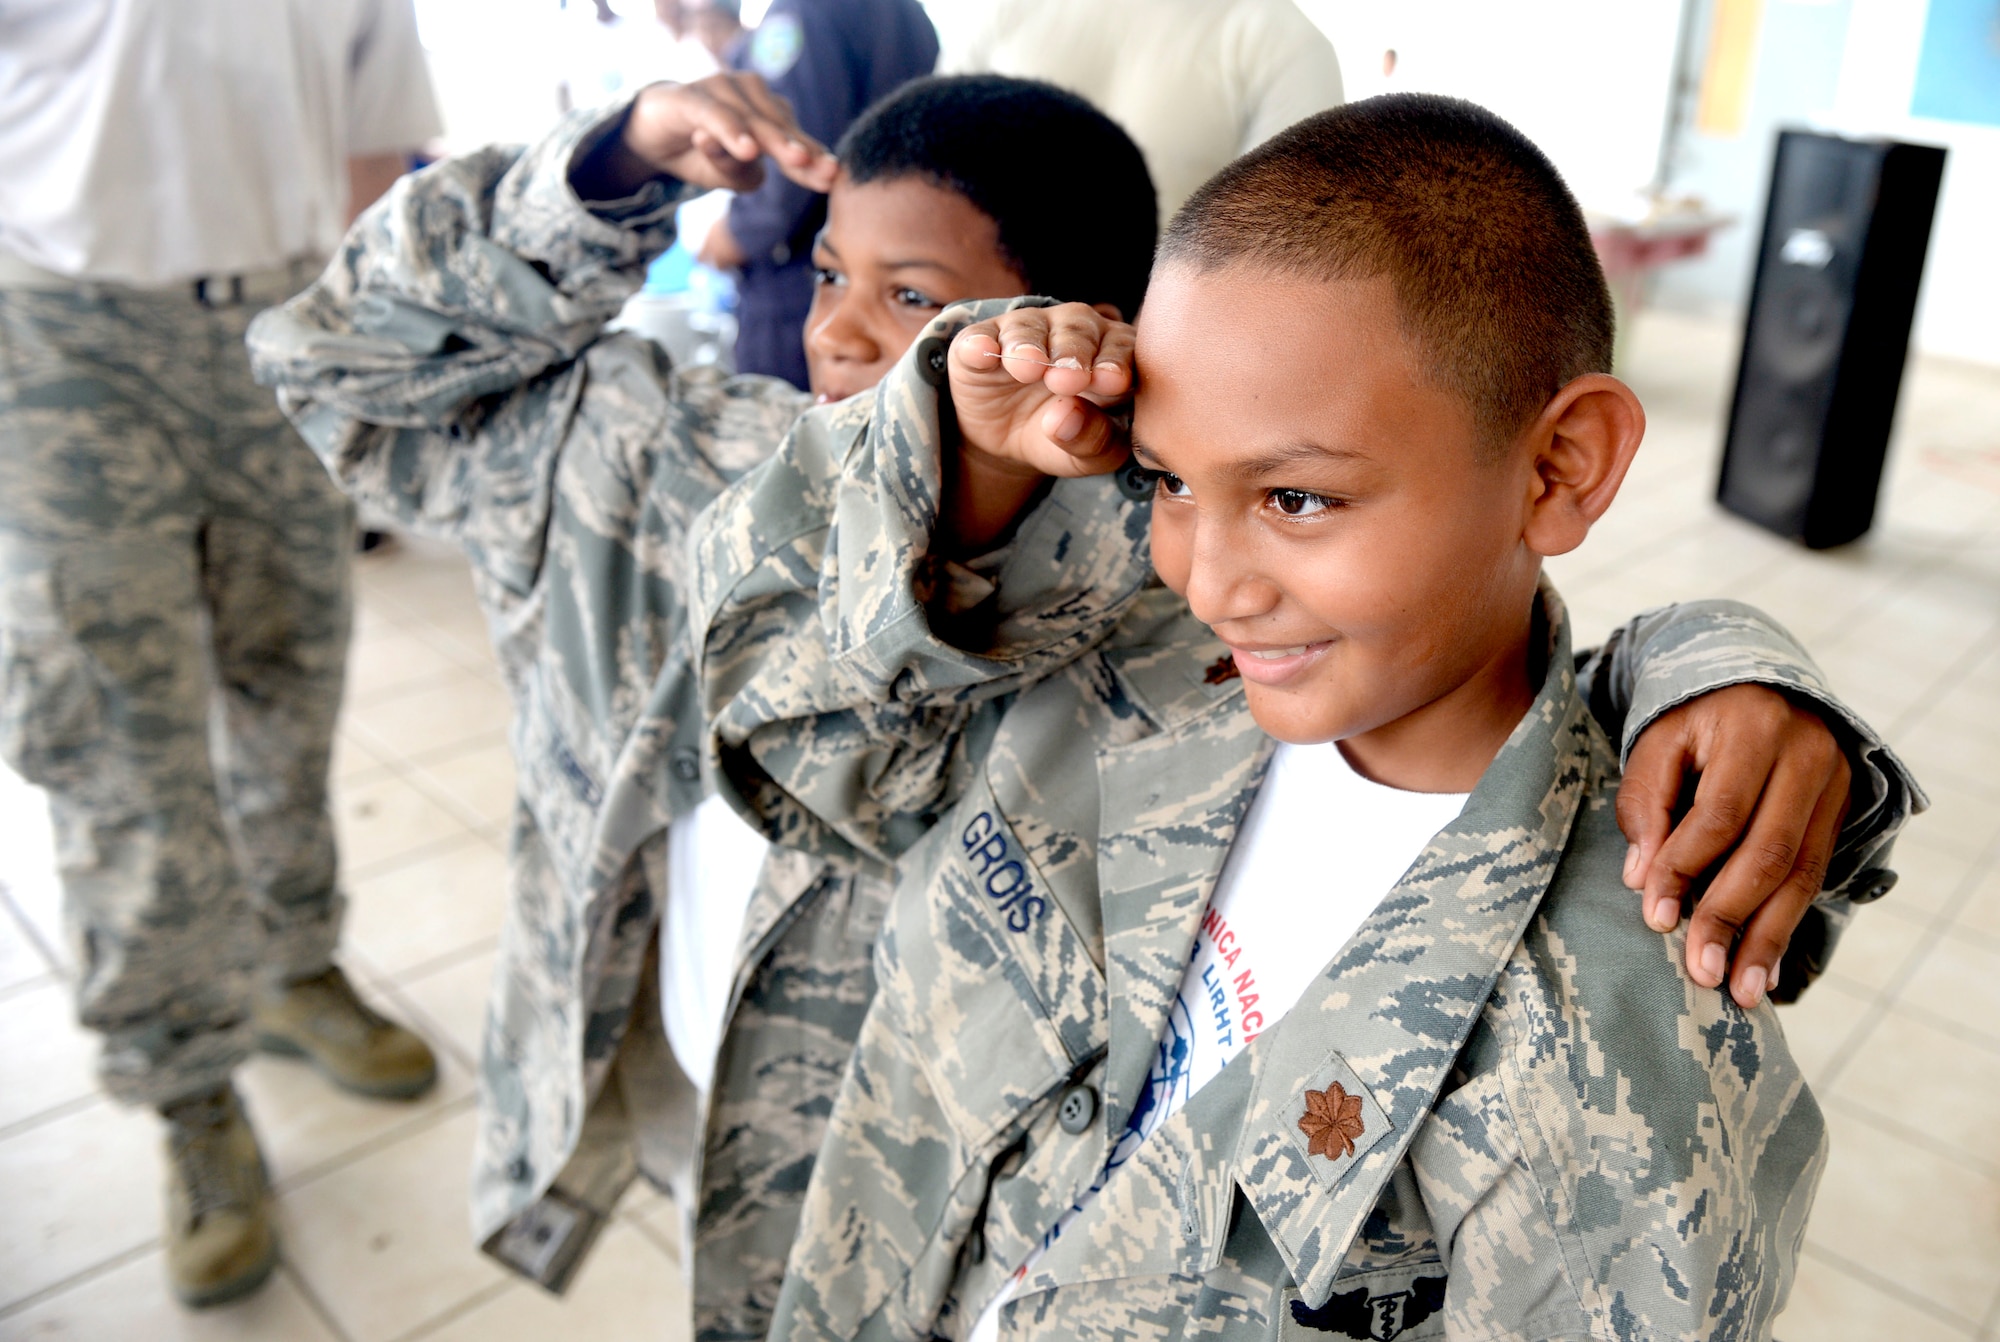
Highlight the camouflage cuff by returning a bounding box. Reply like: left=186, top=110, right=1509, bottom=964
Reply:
left=821, top=299, right=1153, bottom=703
left=489, top=103, right=691, bottom=312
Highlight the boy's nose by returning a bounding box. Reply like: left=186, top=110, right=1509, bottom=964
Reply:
left=1180, top=518, right=1279, bottom=628
left=806, top=298, right=878, bottom=365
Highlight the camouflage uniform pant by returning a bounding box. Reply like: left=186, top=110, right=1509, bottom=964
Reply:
left=0, top=279, right=352, bottom=1109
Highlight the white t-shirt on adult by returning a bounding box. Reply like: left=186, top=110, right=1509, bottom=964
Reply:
left=940, top=0, right=1344, bottom=216
left=0, top=0, right=442, bottom=284
left=658, top=791, right=773, bottom=1094
left=972, top=740, right=1468, bottom=1342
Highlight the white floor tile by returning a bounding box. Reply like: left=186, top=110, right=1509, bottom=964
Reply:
left=343, top=670, right=512, bottom=767
left=277, top=1108, right=504, bottom=1342
left=1807, top=1108, right=2000, bottom=1326
left=410, top=738, right=519, bottom=833
left=418, top=1222, right=690, bottom=1342
left=237, top=1049, right=475, bottom=1190
left=0, top=901, right=54, bottom=996
left=0, top=1101, right=161, bottom=1311
left=0, top=1259, right=341, bottom=1342
left=342, top=834, right=507, bottom=978
left=331, top=774, right=480, bottom=877
left=389, top=948, right=499, bottom=1068
left=0, top=981, right=97, bottom=1132
left=1777, top=1245, right=1977, bottom=1341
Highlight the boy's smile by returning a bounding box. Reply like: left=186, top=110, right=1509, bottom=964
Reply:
left=1132, top=264, right=1547, bottom=793
left=805, top=176, right=1027, bottom=405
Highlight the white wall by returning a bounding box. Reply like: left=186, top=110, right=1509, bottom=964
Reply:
left=1297, top=0, right=1683, bottom=215
left=1828, top=0, right=2000, bottom=366
left=1636, top=0, right=1997, bottom=366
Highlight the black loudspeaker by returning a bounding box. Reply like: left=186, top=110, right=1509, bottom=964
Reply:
left=1717, top=130, right=1946, bottom=549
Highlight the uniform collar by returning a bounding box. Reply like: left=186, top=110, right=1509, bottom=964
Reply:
left=1031, top=582, right=1601, bottom=1308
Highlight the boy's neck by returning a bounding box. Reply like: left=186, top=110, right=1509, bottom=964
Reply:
left=1333, top=612, right=1544, bottom=795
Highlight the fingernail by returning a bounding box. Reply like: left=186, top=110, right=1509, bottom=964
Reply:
left=1700, top=942, right=1727, bottom=987
left=1053, top=356, right=1084, bottom=372
left=1768, top=961, right=1781, bottom=991
left=1053, top=406, right=1085, bottom=443
left=1622, top=843, right=1640, bottom=887
left=1738, top=965, right=1767, bottom=1005
left=1647, top=896, right=1676, bottom=932
left=1094, top=360, right=1122, bottom=371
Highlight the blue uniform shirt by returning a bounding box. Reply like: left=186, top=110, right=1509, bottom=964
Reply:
left=726, top=0, right=938, bottom=389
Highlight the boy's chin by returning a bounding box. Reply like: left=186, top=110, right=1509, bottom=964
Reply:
left=1239, top=682, right=1354, bottom=748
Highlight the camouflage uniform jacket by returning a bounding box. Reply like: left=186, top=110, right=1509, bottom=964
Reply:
left=691, top=305, right=1921, bottom=1341
left=248, top=106, right=892, bottom=1334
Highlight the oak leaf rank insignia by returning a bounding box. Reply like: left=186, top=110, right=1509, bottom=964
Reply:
left=1204, top=655, right=1240, bottom=685
left=1298, top=1082, right=1366, bottom=1162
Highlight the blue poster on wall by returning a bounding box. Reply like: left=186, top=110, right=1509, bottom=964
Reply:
left=1910, top=0, right=2000, bottom=126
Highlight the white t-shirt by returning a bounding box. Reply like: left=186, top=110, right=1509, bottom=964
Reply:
left=972, top=741, right=1468, bottom=1342
left=658, top=792, right=773, bottom=1094
left=939, top=0, right=1344, bottom=216
left=0, top=0, right=442, bottom=284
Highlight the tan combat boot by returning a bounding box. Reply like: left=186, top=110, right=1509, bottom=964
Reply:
left=161, top=1086, right=277, bottom=1308
left=254, top=965, right=438, bottom=1100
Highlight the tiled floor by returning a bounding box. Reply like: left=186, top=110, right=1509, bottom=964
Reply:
left=0, top=307, right=1996, bottom=1339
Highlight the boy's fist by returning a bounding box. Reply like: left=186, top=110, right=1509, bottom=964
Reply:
left=943, top=304, right=1135, bottom=555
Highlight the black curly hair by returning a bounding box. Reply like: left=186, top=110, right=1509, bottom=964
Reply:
left=838, top=74, right=1159, bottom=320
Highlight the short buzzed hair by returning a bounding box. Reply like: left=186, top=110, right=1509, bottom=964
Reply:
left=1160, top=94, right=1613, bottom=445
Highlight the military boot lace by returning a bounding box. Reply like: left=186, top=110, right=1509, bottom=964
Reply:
left=162, top=1089, right=258, bottom=1227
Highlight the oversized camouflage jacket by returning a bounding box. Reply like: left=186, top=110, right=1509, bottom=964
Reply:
left=248, top=105, right=893, bottom=1338
left=691, top=304, right=1921, bottom=1341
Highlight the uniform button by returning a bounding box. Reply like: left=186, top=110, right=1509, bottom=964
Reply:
left=507, top=1156, right=531, bottom=1182
left=1849, top=867, right=1898, bottom=904
left=1114, top=459, right=1158, bottom=502
left=915, top=336, right=950, bottom=387
left=671, top=748, right=700, bottom=783
left=1057, top=1084, right=1097, bottom=1135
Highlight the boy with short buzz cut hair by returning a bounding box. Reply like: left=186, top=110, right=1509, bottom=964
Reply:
left=693, top=93, right=1920, bottom=1340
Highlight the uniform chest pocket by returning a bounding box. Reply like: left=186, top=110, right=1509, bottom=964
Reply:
left=878, top=777, right=1106, bottom=1155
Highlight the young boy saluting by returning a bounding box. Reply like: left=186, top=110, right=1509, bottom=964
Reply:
left=694, top=96, right=1920, bottom=1339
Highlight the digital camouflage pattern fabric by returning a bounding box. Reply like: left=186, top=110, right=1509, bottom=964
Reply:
left=691, top=302, right=1921, bottom=1341
left=248, top=105, right=892, bottom=1337
left=0, top=276, right=352, bottom=1108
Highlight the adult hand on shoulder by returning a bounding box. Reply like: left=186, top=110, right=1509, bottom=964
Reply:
left=580, top=73, right=838, bottom=199
left=942, top=303, right=1135, bottom=555
left=1617, top=683, right=1852, bottom=1010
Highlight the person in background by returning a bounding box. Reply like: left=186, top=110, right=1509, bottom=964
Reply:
left=685, top=0, right=746, bottom=65
left=0, top=0, right=442, bottom=1310
left=941, top=0, right=1345, bottom=217
left=698, top=0, right=938, bottom=387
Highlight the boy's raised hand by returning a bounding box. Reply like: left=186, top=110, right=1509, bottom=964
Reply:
left=943, top=303, right=1135, bottom=555
left=1619, top=684, right=1855, bottom=1010
left=575, top=73, right=838, bottom=200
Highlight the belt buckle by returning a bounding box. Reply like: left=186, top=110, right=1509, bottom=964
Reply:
left=192, top=275, right=245, bottom=308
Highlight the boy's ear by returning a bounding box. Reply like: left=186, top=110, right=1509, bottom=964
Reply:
left=1520, top=373, right=1645, bottom=558
left=1090, top=302, right=1125, bottom=322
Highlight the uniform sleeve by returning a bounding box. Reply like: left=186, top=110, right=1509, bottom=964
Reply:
left=247, top=102, right=803, bottom=597
left=346, top=0, right=445, bottom=154
left=1574, top=599, right=1925, bottom=922
left=1230, top=0, right=1345, bottom=154
left=692, top=299, right=1153, bottom=865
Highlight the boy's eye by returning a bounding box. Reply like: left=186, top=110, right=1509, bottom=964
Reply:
left=813, top=266, right=845, bottom=288
left=1269, top=488, right=1336, bottom=517
left=1156, top=471, right=1190, bottom=498
left=893, top=286, right=941, bottom=310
